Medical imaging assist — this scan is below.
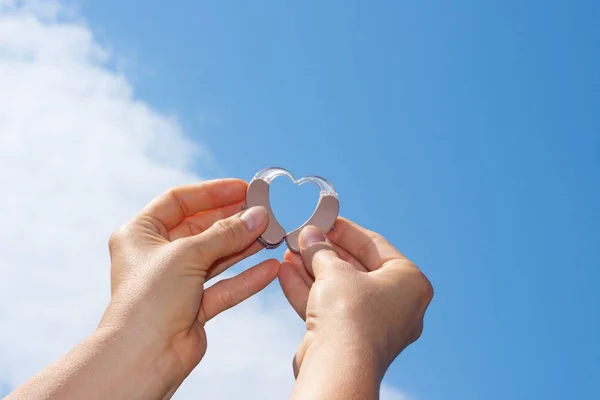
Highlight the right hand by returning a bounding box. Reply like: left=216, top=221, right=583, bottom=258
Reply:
left=279, top=218, right=434, bottom=379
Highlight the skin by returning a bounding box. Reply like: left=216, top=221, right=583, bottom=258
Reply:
left=6, top=179, right=277, bottom=400
left=279, top=222, right=434, bottom=400
left=6, top=179, right=433, bottom=400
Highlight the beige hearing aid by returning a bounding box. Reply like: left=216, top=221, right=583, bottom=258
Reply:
left=244, top=167, right=339, bottom=253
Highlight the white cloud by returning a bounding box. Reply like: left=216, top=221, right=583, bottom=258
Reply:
left=0, top=1, right=408, bottom=399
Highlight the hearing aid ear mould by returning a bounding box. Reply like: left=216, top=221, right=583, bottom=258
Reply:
left=244, top=167, right=339, bottom=253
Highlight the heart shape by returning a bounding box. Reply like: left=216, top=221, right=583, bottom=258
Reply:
left=245, top=167, right=339, bottom=253
left=268, top=177, right=320, bottom=235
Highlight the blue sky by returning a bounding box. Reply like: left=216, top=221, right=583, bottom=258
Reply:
left=7, top=0, right=599, bottom=398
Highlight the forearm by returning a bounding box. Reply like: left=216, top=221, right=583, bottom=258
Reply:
left=291, top=337, right=384, bottom=400
left=6, top=326, right=183, bottom=400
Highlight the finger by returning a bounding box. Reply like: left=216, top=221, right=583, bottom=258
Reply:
left=283, top=250, right=314, bottom=286
left=285, top=245, right=365, bottom=278
left=298, top=225, right=349, bottom=278
left=199, top=259, right=279, bottom=323
left=139, top=178, right=248, bottom=231
left=183, top=206, right=268, bottom=266
left=278, top=261, right=310, bottom=320
left=328, top=217, right=406, bottom=271
left=331, top=243, right=367, bottom=272
left=205, top=241, right=264, bottom=281
left=168, top=200, right=244, bottom=241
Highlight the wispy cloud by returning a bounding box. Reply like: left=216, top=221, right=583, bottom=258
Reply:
left=0, top=2, right=409, bottom=398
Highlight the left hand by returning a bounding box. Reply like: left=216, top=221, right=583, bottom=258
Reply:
left=98, top=178, right=278, bottom=392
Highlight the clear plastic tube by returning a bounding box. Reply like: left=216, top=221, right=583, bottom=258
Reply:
left=252, top=167, right=338, bottom=197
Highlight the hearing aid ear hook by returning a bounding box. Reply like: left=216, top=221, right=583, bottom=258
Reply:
left=244, top=167, right=340, bottom=253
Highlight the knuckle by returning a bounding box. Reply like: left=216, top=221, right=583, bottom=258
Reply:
left=356, top=235, right=377, bottom=261
left=409, top=267, right=434, bottom=304
left=108, top=226, right=127, bottom=250
left=238, top=271, right=252, bottom=296
left=178, top=237, right=209, bottom=266
left=213, top=219, right=241, bottom=245
left=108, top=230, right=120, bottom=249
left=407, top=319, right=424, bottom=345
left=166, top=187, right=189, bottom=216
left=217, top=287, right=233, bottom=309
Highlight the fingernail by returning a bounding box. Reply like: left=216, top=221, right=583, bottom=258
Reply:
left=241, top=206, right=267, bottom=231
left=299, top=225, right=326, bottom=248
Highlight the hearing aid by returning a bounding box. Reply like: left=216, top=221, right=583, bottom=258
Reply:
left=244, top=167, right=339, bottom=253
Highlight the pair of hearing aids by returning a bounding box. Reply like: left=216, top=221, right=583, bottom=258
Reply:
left=244, top=167, right=339, bottom=253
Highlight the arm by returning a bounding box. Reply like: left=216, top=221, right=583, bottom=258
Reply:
left=291, top=336, right=382, bottom=400
left=7, top=326, right=182, bottom=400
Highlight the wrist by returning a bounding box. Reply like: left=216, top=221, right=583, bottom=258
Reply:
left=90, top=325, right=185, bottom=399
left=317, top=325, right=390, bottom=373
left=313, top=332, right=387, bottom=377
left=6, top=324, right=185, bottom=400
left=292, top=331, right=385, bottom=400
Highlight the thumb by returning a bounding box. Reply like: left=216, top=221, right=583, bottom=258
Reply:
left=298, top=225, right=346, bottom=278
left=185, top=206, right=269, bottom=266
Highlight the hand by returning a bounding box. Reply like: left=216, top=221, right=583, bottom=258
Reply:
left=278, top=218, right=433, bottom=399
left=7, top=178, right=278, bottom=400
left=98, top=178, right=277, bottom=393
